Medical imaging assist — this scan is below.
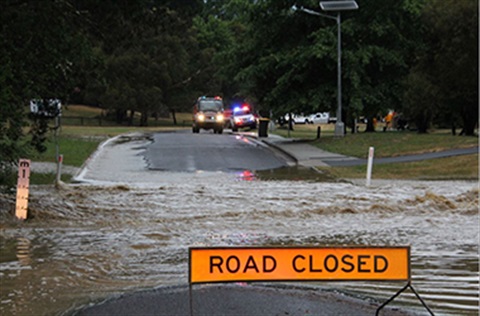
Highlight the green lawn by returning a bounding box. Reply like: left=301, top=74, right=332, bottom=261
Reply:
left=313, top=130, right=478, bottom=158
left=273, top=124, right=478, bottom=180
left=35, top=136, right=102, bottom=167
left=321, top=154, right=478, bottom=180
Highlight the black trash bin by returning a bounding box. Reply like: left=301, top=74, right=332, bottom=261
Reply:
left=258, top=118, right=269, bottom=137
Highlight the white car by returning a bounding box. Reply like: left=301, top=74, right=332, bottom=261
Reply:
left=308, top=112, right=330, bottom=124
left=284, top=114, right=311, bottom=124
left=229, top=104, right=257, bottom=131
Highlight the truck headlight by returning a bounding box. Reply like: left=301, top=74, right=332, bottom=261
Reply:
left=216, top=114, right=224, bottom=122
left=197, top=113, right=205, bottom=122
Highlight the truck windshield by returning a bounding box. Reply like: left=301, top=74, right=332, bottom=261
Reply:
left=199, top=100, right=223, bottom=112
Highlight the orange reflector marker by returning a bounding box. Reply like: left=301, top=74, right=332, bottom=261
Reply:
left=189, top=247, right=410, bottom=284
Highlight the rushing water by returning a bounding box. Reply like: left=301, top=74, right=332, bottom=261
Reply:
left=0, top=136, right=479, bottom=315
left=0, top=177, right=478, bottom=316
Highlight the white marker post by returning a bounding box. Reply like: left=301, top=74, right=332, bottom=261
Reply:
left=56, top=154, right=63, bottom=185
left=366, top=147, right=374, bottom=187
left=15, top=159, right=31, bottom=220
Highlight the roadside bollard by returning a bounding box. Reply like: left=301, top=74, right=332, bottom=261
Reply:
left=366, top=147, right=374, bottom=186
left=317, top=126, right=321, bottom=139
left=56, top=154, right=63, bottom=185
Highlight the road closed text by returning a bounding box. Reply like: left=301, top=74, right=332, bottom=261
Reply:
left=189, top=247, right=410, bottom=283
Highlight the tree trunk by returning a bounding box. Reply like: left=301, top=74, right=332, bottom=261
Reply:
left=128, top=110, right=135, bottom=126
left=140, top=111, right=149, bottom=126
left=116, top=109, right=127, bottom=124
left=461, top=107, right=479, bottom=136
left=416, top=116, right=429, bottom=133
left=171, top=109, right=177, bottom=125
left=365, top=117, right=375, bottom=132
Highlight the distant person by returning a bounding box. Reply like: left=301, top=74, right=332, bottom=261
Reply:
left=384, top=111, right=395, bottom=131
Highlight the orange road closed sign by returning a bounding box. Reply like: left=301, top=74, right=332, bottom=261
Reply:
left=189, top=247, right=410, bottom=284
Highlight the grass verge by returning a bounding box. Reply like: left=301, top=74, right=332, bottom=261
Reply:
left=37, top=136, right=102, bottom=167
left=30, top=173, right=73, bottom=185
left=320, top=154, right=478, bottom=180
left=273, top=124, right=478, bottom=157
left=273, top=124, right=478, bottom=180
left=312, top=130, right=478, bottom=158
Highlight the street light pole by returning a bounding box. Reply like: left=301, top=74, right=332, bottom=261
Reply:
left=294, top=1, right=358, bottom=137
left=335, top=12, right=343, bottom=137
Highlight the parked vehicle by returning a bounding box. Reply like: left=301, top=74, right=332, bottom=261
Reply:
left=328, top=116, right=337, bottom=124
left=308, top=112, right=330, bottom=124
left=284, top=113, right=310, bottom=124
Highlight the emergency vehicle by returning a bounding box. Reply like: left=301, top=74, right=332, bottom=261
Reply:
left=228, top=103, right=257, bottom=132
left=192, top=96, right=225, bottom=134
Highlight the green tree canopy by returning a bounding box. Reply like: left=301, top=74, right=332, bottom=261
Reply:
left=404, top=0, right=478, bottom=134
left=76, top=0, right=205, bottom=125
left=1, top=0, right=94, bottom=187
left=206, top=0, right=425, bottom=127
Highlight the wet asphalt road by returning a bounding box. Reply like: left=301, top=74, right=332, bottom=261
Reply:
left=145, top=131, right=290, bottom=172
left=76, top=284, right=414, bottom=316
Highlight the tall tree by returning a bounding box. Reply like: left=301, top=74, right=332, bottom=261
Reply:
left=1, top=0, right=93, bottom=187
left=208, top=0, right=425, bottom=127
left=422, top=0, right=476, bottom=135
left=78, top=1, right=203, bottom=125
left=193, top=0, right=252, bottom=102
left=341, top=0, right=424, bottom=131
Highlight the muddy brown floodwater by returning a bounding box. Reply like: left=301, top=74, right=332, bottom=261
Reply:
left=0, top=137, right=478, bottom=316
left=1, top=179, right=478, bottom=316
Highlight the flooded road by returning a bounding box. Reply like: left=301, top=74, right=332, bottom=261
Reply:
left=1, top=179, right=478, bottom=315
left=0, top=135, right=478, bottom=315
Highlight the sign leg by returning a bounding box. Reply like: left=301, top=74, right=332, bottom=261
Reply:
left=376, top=283, right=409, bottom=316
left=376, top=282, right=435, bottom=316
left=189, top=284, right=193, bottom=316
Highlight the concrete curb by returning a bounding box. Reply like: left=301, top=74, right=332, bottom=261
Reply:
left=260, top=138, right=299, bottom=165
left=73, top=135, right=122, bottom=182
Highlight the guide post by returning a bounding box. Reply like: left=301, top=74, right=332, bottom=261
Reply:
left=15, top=159, right=31, bottom=220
